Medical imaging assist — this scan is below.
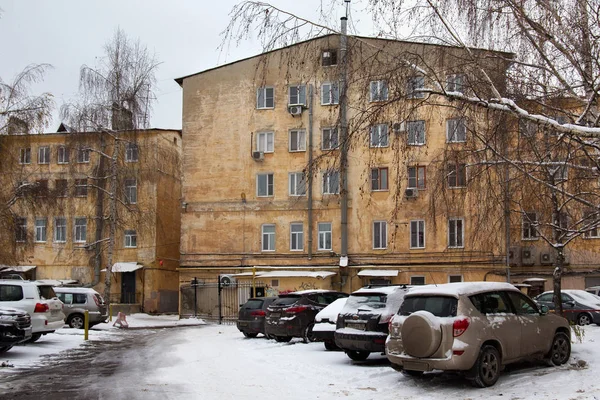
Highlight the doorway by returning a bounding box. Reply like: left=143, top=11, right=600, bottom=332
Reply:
left=121, top=271, right=136, bottom=303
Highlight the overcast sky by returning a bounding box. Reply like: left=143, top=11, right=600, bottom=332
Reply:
left=0, top=0, right=366, bottom=131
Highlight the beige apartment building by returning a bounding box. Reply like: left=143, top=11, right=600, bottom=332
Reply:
left=0, top=126, right=182, bottom=313
left=176, top=34, right=600, bottom=299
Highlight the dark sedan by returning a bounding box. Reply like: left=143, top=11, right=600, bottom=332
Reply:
left=535, top=290, right=600, bottom=325
left=237, top=297, right=278, bottom=338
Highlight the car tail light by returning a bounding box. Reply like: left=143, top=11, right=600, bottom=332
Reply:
left=251, top=310, right=266, bottom=317
left=285, top=305, right=309, bottom=314
left=93, top=295, right=101, bottom=307
left=34, top=303, right=49, bottom=313
left=388, top=316, right=395, bottom=334
left=453, top=350, right=465, bottom=356
left=453, top=318, right=470, bottom=337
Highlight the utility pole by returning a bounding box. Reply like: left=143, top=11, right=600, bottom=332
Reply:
left=339, top=0, right=350, bottom=273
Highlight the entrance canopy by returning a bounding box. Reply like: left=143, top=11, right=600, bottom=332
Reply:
left=357, top=269, right=399, bottom=277
left=233, top=270, right=336, bottom=279
left=0, top=265, right=36, bottom=272
left=102, top=262, right=143, bottom=273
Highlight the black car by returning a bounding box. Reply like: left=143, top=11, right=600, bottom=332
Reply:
left=0, top=307, right=32, bottom=352
left=265, top=290, right=348, bottom=343
left=335, top=285, right=410, bottom=361
left=237, top=297, right=277, bottom=338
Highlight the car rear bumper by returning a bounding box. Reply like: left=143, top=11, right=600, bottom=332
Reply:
left=386, top=337, right=478, bottom=372
left=265, top=318, right=304, bottom=338
left=334, top=329, right=388, bottom=353
left=237, top=319, right=264, bottom=334
left=32, top=314, right=65, bottom=334
left=312, top=322, right=336, bottom=342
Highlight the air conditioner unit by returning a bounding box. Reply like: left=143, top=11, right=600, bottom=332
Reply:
left=521, top=247, right=536, bottom=266
left=405, top=188, right=418, bottom=198
left=393, top=122, right=406, bottom=133
left=219, top=274, right=237, bottom=287
left=540, top=251, right=555, bottom=265
left=252, top=151, right=264, bottom=161
left=508, top=246, right=522, bottom=267
left=288, top=105, right=303, bottom=116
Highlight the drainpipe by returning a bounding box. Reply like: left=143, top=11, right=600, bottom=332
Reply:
left=340, top=12, right=349, bottom=264
left=308, top=84, right=314, bottom=260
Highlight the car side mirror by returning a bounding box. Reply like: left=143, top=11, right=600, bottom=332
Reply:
left=565, top=301, right=575, bottom=307
left=540, top=305, right=549, bottom=315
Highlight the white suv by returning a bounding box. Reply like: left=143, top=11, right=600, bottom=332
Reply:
left=0, top=280, right=65, bottom=342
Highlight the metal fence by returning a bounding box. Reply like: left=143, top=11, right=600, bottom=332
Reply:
left=180, top=280, right=265, bottom=324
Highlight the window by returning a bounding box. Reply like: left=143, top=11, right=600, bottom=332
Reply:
left=256, top=132, right=274, bottom=153
left=370, top=124, right=389, bottom=147
left=373, top=221, right=387, bottom=249
left=551, top=163, right=568, bottom=181
left=35, top=218, right=47, bottom=242
left=289, top=172, right=306, bottom=196
left=519, top=120, right=536, bottom=138
left=371, top=167, right=388, bottom=191
left=125, top=143, right=139, bottom=162
left=558, top=212, right=569, bottom=231
left=407, top=76, right=425, bottom=98
left=410, top=276, right=426, bottom=285
left=257, top=87, right=274, bottom=109
left=407, top=120, right=426, bottom=145
left=369, top=80, right=388, bottom=102
left=447, top=118, right=466, bottom=143
left=262, top=224, right=275, bottom=251
left=448, top=275, right=463, bottom=283
left=257, top=173, right=274, bottom=197
left=19, top=148, right=31, bottom=164
left=318, top=222, right=332, bottom=250
left=74, top=218, right=87, bottom=243
left=125, top=179, right=137, bottom=204
left=289, top=85, right=306, bottom=106
left=0, top=285, right=24, bottom=302
left=522, top=212, right=538, bottom=240
left=408, top=166, right=426, bottom=189
left=77, top=148, right=90, bottom=163
left=75, top=179, right=88, bottom=197
left=447, top=163, right=467, bottom=187
left=322, top=170, right=340, bottom=194
left=410, top=220, right=425, bottom=249
left=289, top=130, right=306, bottom=152
left=54, top=179, right=68, bottom=198
left=290, top=223, right=304, bottom=251
left=124, top=230, right=137, bottom=248
left=321, top=50, right=337, bottom=66
left=38, top=146, right=50, bottom=164
left=15, top=217, right=26, bottom=242
left=446, top=74, right=465, bottom=93
left=57, top=146, right=70, bottom=164
left=505, top=291, right=540, bottom=315
left=584, top=211, right=600, bottom=238
left=35, top=180, right=48, bottom=197
left=322, top=128, right=339, bottom=150
left=321, top=82, right=339, bottom=105
left=54, top=217, right=66, bottom=243
left=448, top=217, right=464, bottom=248
left=470, top=292, right=511, bottom=314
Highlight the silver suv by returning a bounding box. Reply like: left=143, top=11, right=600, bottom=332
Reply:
left=54, top=287, right=107, bottom=329
left=386, top=282, right=571, bottom=387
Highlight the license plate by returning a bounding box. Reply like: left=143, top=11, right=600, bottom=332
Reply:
left=238, top=322, right=248, bottom=327
left=403, top=361, right=429, bottom=372
left=346, top=321, right=366, bottom=330
left=270, top=313, right=280, bottom=318
left=51, top=309, right=60, bottom=315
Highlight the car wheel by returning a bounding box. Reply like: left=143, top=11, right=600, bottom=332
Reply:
left=402, top=369, right=424, bottom=377
left=275, top=336, right=292, bottom=343
left=548, top=332, right=571, bottom=366
left=68, top=314, right=85, bottom=329
left=0, top=346, right=13, bottom=353
left=324, top=341, right=338, bottom=351
left=302, top=323, right=315, bottom=344
left=242, top=332, right=258, bottom=338
left=345, top=350, right=370, bottom=361
left=27, top=334, right=42, bottom=343
left=470, top=345, right=501, bottom=388
left=577, top=313, right=592, bottom=326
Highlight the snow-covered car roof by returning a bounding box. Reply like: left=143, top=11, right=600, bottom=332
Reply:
left=289, top=289, right=337, bottom=295
left=406, top=282, right=519, bottom=298
left=315, top=297, right=348, bottom=322
left=351, top=286, right=408, bottom=295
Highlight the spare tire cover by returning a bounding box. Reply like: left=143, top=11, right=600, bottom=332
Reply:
left=401, top=310, right=442, bottom=358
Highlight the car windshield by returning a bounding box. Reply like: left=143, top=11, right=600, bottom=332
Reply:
left=570, top=291, right=600, bottom=306
left=271, top=295, right=300, bottom=306
left=400, top=295, right=458, bottom=317
left=38, top=285, right=57, bottom=300
left=242, top=299, right=264, bottom=309
left=344, top=293, right=387, bottom=311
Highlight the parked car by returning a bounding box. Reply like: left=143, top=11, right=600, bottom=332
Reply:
left=386, top=282, right=571, bottom=387
left=534, top=289, right=600, bottom=325
left=335, top=285, right=411, bottom=361
left=265, top=290, right=348, bottom=343
left=0, top=307, right=32, bottom=352
left=585, top=286, right=600, bottom=296
left=0, top=280, right=65, bottom=342
left=237, top=297, right=277, bottom=338
left=53, top=287, right=108, bottom=329
left=312, top=297, right=348, bottom=350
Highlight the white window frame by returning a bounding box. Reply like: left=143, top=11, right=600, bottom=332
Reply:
left=288, top=85, right=306, bottom=106
left=371, top=167, right=388, bottom=191
left=54, top=217, right=67, bottom=243
left=448, top=217, right=464, bottom=248
left=447, top=163, right=467, bottom=188
left=410, top=220, right=425, bottom=249
left=35, top=218, right=47, bottom=243
left=448, top=274, right=463, bottom=283
left=57, top=146, right=69, bottom=164
left=124, top=229, right=137, bottom=248
left=373, top=221, right=388, bottom=249
left=257, top=87, right=275, bottom=109
left=410, top=276, right=426, bottom=285
left=407, top=76, right=425, bottom=99
left=321, top=50, right=337, bottom=66
left=446, top=74, right=465, bottom=93
left=38, top=146, right=50, bottom=164
left=407, top=120, right=426, bottom=145
left=446, top=118, right=467, bottom=143
left=261, top=224, right=276, bottom=252
left=75, top=179, right=88, bottom=197
left=322, top=170, right=340, bottom=195
left=408, top=165, right=426, bottom=189
left=321, top=82, right=339, bottom=105
left=256, top=131, right=274, bottom=153
left=125, top=178, right=137, bottom=204
left=370, top=124, right=389, bottom=147
left=522, top=212, right=539, bottom=240
left=290, top=223, right=304, bottom=251
left=584, top=211, right=600, bottom=238
left=257, top=173, right=274, bottom=197
left=289, top=172, right=306, bottom=196
left=125, top=142, right=139, bottom=162
left=19, top=148, right=31, bottom=164
left=322, top=127, right=339, bottom=150
left=369, top=80, right=388, bottom=102
left=318, top=222, right=332, bottom=251
left=74, top=217, right=87, bottom=243
left=77, top=148, right=90, bottom=163
left=289, top=129, right=306, bottom=152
